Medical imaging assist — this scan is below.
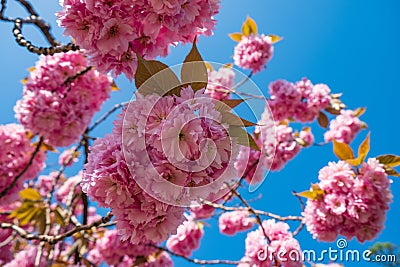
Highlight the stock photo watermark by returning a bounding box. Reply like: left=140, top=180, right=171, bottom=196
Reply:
left=257, top=239, right=397, bottom=264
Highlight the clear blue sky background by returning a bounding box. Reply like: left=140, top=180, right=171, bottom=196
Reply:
left=0, top=1, right=399, bottom=266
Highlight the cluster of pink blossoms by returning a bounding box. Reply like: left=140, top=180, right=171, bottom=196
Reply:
left=233, top=34, right=274, bottom=73
left=302, top=159, right=392, bottom=242
left=324, top=109, right=365, bottom=144
left=205, top=66, right=235, bottom=100
left=218, top=210, right=254, bottom=235
left=58, top=146, right=79, bottom=166
left=57, top=0, right=220, bottom=80
left=88, top=229, right=172, bottom=267
left=189, top=203, right=215, bottom=219
left=236, top=119, right=314, bottom=184
left=239, top=219, right=302, bottom=267
left=82, top=86, right=239, bottom=243
left=166, top=216, right=204, bottom=257
left=3, top=246, right=46, bottom=267
left=14, top=51, right=112, bottom=147
left=0, top=124, right=46, bottom=204
left=267, top=79, right=331, bottom=122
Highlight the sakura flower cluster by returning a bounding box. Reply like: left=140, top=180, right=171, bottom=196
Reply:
left=58, top=147, right=79, bottom=166
left=87, top=229, right=172, bottom=267
left=14, top=51, right=112, bottom=147
left=324, top=109, right=365, bottom=144
left=57, top=0, right=220, bottom=80
left=166, top=217, right=204, bottom=257
left=302, top=159, right=392, bottom=243
left=0, top=124, right=45, bottom=204
left=189, top=203, right=215, bottom=219
left=239, top=219, right=302, bottom=267
left=218, top=210, right=254, bottom=235
left=120, top=87, right=239, bottom=206
left=233, top=34, right=274, bottom=73
left=205, top=66, right=235, bottom=100
left=267, top=78, right=331, bottom=122
left=81, top=127, right=185, bottom=244
left=235, top=114, right=314, bottom=184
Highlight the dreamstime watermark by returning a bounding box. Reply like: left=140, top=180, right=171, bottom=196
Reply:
left=257, top=238, right=397, bottom=264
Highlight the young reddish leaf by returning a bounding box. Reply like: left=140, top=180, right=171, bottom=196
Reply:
left=377, top=154, right=400, bottom=167
left=357, top=132, right=370, bottom=163
left=21, top=77, right=28, bottom=84
left=241, top=16, right=258, bottom=36
left=295, top=184, right=324, bottom=200
left=353, top=107, right=366, bottom=117
left=317, top=111, right=329, bottom=128
left=19, top=188, right=42, bottom=201
left=135, top=55, right=181, bottom=96
left=222, top=63, right=233, bottom=68
left=268, top=34, right=283, bottom=43
left=181, top=39, right=208, bottom=92
left=229, top=32, right=243, bottom=42
left=228, top=126, right=260, bottom=151
left=332, top=140, right=355, bottom=160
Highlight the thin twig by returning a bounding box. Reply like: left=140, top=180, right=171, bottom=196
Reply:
left=89, top=101, right=129, bottom=131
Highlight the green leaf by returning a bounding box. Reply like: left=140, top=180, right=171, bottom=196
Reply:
left=376, top=154, right=400, bottom=167
left=228, top=32, right=243, bottom=42
left=228, top=126, right=260, bottom=151
left=295, top=184, right=325, bottom=200
left=268, top=34, right=283, bottom=43
left=135, top=55, right=181, bottom=96
left=332, top=140, right=355, bottom=160
left=19, top=188, right=41, bottom=201
left=353, top=107, right=366, bottom=117
left=241, top=16, right=258, bottom=36
left=181, top=39, right=208, bottom=92
left=317, top=111, right=329, bottom=129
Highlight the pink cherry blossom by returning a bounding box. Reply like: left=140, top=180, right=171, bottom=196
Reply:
left=166, top=216, right=204, bottom=257
left=58, top=147, right=79, bottom=166
left=324, top=109, right=365, bottom=144
left=233, top=34, right=274, bottom=73
left=0, top=124, right=46, bottom=205
left=57, top=0, right=220, bottom=79
left=14, top=51, right=112, bottom=147
left=206, top=67, right=235, bottom=100
left=218, top=210, right=254, bottom=235
left=302, top=159, right=392, bottom=242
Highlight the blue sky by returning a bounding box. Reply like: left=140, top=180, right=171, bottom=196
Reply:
left=0, top=1, right=399, bottom=266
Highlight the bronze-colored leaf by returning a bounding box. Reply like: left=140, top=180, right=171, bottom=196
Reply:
left=228, top=126, right=260, bottom=151
left=295, top=184, right=325, bottom=200
left=19, top=188, right=41, bottom=201
left=221, top=112, right=256, bottom=127
left=181, top=38, right=208, bottom=92
left=332, top=140, right=355, bottom=160
left=317, top=111, right=329, bottom=128
left=353, top=107, right=366, bottom=117
left=358, top=132, right=370, bottom=163
left=377, top=154, right=400, bottom=167
left=241, top=16, right=258, bottom=36
left=383, top=166, right=400, bottom=177
left=229, top=32, right=243, bottom=42
left=268, top=34, right=283, bottom=43
left=110, top=80, right=119, bottom=91
left=135, top=55, right=181, bottom=96
left=220, top=99, right=245, bottom=109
